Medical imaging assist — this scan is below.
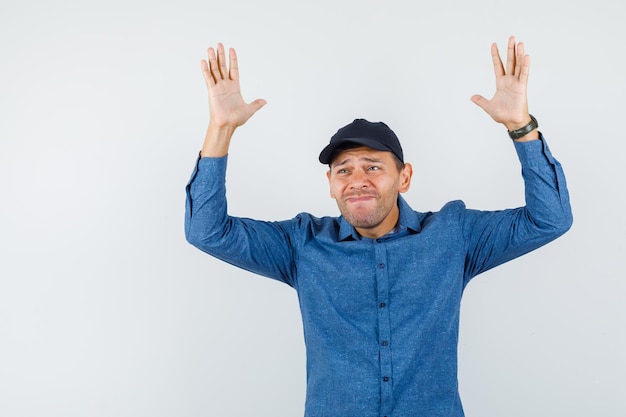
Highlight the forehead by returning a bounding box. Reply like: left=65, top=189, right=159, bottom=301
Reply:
left=331, top=146, right=393, bottom=165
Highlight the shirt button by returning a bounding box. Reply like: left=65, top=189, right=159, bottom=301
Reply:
left=378, top=263, right=385, bottom=269
left=380, top=302, right=386, bottom=308
left=381, top=341, right=388, bottom=346
left=382, top=376, right=390, bottom=382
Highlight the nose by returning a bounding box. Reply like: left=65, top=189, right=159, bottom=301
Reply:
left=349, top=169, right=369, bottom=189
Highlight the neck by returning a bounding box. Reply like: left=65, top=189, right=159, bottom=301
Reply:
left=355, top=205, right=400, bottom=239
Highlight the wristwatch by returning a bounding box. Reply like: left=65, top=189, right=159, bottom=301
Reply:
left=508, top=115, right=538, bottom=140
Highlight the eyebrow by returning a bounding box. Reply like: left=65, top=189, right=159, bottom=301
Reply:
left=333, top=156, right=385, bottom=168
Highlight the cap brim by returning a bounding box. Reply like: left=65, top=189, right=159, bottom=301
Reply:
left=318, top=137, right=395, bottom=164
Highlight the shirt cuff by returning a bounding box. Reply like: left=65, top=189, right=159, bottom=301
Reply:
left=187, top=154, right=229, bottom=187
left=513, top=132, right=556, bottom=167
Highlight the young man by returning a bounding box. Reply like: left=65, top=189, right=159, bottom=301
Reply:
left=185, top=37, right=572, bottom=417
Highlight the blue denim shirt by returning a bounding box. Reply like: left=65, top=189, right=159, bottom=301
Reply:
left=185, top=136, right=572, bottom=417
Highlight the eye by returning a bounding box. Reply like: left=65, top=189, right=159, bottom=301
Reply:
left=336, top=168, right=349, bottom=174
left=368, top=165, right=381, bottom=171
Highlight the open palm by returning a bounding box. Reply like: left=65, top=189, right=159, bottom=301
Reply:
left=201, top=43, right=266, bottom=129
left=471, top=37, right=531, bottom=130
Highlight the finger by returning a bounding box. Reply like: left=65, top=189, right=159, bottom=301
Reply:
left=216, top=42, right=228, bottom=80
left=200, top=59, right=215, bottom=87
left=491, top=42, right=504, bottom=77
left=207, top=47, right=220, bottom=82
left=505, top=36, right=516, bottom=75
left=514, top=42, right=525, bottom=78
left=248, top=98, right=267, bottom=115
left=229, top=48, right=239, bottom=81
left=470, top=94, right=489, bottom=111
left=519, top=53, right=531, bottom=86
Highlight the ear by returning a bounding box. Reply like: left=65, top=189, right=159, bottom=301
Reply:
left=398, top=163, right=413, bottom=193
left=326, top=170, right=335, bottom=198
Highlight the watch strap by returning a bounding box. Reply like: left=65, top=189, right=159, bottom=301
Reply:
left=508, top=115, right=538, bottom=140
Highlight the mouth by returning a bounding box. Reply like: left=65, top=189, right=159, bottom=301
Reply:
left=344, top=194, right=378, bottom=204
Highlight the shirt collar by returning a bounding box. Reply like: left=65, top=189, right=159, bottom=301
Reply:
left=337, top=195, right=422, bottom=241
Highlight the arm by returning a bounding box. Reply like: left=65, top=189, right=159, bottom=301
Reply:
left=186, top=44, right=295, bottom=285
left=463, top=37, right=573, bottom=280
left=463, top=136, right=573, bottom=280
left=185, top=156, right=297, bottom=285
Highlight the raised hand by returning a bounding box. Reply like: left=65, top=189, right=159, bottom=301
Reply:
left=201, top=43, right=266, bottom=129
left=471, top=36, right=535, bottom=134
left=200, top=43, right=266, bottom=157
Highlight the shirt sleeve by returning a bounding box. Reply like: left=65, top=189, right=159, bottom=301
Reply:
left=462, top=134, right=573, bottom=282
left=184, top=155, right=297, bottom=287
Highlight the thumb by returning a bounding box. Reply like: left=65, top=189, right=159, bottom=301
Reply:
left=248, top=98, right=267, bottom=115
left=470, top=94, right=489, bottom=111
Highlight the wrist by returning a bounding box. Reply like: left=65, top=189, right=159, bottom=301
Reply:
left=200, top=123, right=236, bottom=158
left=507, top=114, right=538, bottom=140
left=504, top=115, right=532, bottom=131
left=207, top=120, right=237, bottom=135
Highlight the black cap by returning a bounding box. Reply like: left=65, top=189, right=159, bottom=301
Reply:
left=319, top=118, right=404, bottom=164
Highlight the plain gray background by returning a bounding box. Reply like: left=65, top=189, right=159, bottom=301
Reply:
left=1, top=0, right=624, bottom=416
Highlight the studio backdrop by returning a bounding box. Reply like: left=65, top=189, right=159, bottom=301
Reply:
left=1, top=1, right=624, bottom=416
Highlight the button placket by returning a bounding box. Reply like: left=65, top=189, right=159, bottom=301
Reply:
left=374, top=241, right=393, bottom=416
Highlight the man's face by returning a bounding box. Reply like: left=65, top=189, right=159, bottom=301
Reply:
left=327, top=146, right=412, bottom=239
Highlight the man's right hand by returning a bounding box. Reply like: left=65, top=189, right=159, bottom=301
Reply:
left=200, top=43, right=266, bottom=157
